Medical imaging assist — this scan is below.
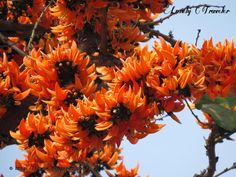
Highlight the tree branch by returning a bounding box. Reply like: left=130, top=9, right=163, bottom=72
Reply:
left=139, top=24, right=179, bottom=47
left=184, top=98, right=208, bottom=127
left=214, top=162, right=236, bottom=177
left=144, top=4, right=226, bottom=26
left=0, top=32, right=38, bottom=71
left=0, top=20, right=49, bottom=39
left=139, top=4, right=225, bottom=48
left=0, top=95, right=37, bottom=147
left=195, top=29, right=201, bottom=46
left=99, top=8, right=108, bottom=54
left=82, top=161, right=102, bottom=177
left=27, top=0, right=54, bottom=51
left=214, top=131, right=235, bottom=144
left=205, top=125, right=218, bottom=177
left=150, top=29, right=180, bottom=47
left=0, top=32, right=27, bottom=57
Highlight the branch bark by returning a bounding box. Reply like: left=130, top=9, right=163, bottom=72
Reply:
left=195, top=29, right=201, bottom=46
left=144, top=4, right=226, bottom=26
left=0, top=32, right=27, bottom=57
left=99, top=8, right=108, bottom=54
left=0, top=20, right=49, bottom=39
left=81, top=161, right=103, bottom=177
left=194, top=125, right=218, bottom=177
left=0, top=95, right=36, bottom=147
left=139, top=24, right=180, bottom=47
left=214, top=162, right=236, bottom=177
left=205, top=125, right=218, bottom=177
left=27, top=0, right=54, bottom=51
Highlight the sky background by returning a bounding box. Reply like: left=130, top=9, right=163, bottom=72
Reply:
left=1, top=0, right=236, bottom=177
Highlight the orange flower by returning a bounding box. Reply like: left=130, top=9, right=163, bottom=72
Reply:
left=96, top=66, right=115, bottom=82
left=195, top=112, right=214, bottom=129
left=87, top=144, right=122, bottom=172
left=15, top=146, right=40, bottom=176
left=10, top=113, right=51, bottom=149
left=109, top=45, right=155, bottom=96
left=55, top=99, right=106, bottom=150
left=116, top=46, right=153, bottom=82
left=115, top=161, right=139, bottom=177
left=200, top=39, right=236, bottom=98
left=0, top=53, right=30, bottom=118
left=24, top=41, right=96, bottom=101
left=30, top=0, right=54, bottom=28
left=92, top=86, right=164, bottom=146
left=111, top=26, right=149, bottom=52
left=50, top=0, right=107, bottom=41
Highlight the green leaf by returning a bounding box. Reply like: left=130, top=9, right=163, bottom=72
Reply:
left=195, top=94, right=236, bottom=110
left=201, top=104, right=236, bottom=132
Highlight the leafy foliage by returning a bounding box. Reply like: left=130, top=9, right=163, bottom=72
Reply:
left=196, top=94, right=236, bottom=131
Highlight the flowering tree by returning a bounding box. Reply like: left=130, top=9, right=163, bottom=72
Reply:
left=0, top=0, right=236, bottom=177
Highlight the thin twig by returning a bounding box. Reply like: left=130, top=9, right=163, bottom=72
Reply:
left=83, top=161, right=102, bottom=177
left=0, top=32, right=27, bottom=57
left=214, top=162, right=236, bottom=177
left=0, top=32, right=38, bottom=71
left=195, top=29, right=201, bottom=46
left=183, top=98, right=207, bottom=126
left=214, top=131, right=235, bottom=144
left=105, top=170, right=116, bottom=177
left=144, top=4, right=226, bottom=26
left=155, top=114, right=169, bottom=121
left=27, top=0, right=54, bottom=51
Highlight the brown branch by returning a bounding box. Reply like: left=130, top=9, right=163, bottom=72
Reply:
left=150, top=29, right=180, bottom=47
left=0, top=95, right=37, bottom=147
left=0, top=132, right=16, bottom=150
left=139, top=5, right=224, bottom=48
left=195, top=29, right=201, bottom=46
left=139, top=24, right=179, bottom=47
left=94, top=53, right=122, bottom=68
left=193, top=120, right=235, bottom=177
left=99, top=8, right=108, bottom=54
left=0, top=32, right=27, bottom=57
left=105, top=170, right=116, bottom=177
left=27, top=0, right=54, bottom=51
left=0, top=20, right=49, bottom=39
left=194, top=125, right=218, bottom=177
left=0, top=32, right=38, bottom=71
left=70, top=162, right=102, bottom=177
left=205, top=125, right=218, bottom=177
left=144, top=4, right=226, bottom=26
left=214, top=131, right=235, bottom=144
left=214, top=162, right=236, bottom=177
left=82, top=161, right=102, bottom=177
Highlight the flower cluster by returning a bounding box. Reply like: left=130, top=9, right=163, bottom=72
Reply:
left=0, top=0, right=53, bottom=26
left=7, top=37, right=236, bottom=176
left=50, top=0, right=172, bottom=53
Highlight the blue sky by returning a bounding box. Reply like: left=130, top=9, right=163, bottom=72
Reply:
left=1, top=0, right=236, bottom=177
